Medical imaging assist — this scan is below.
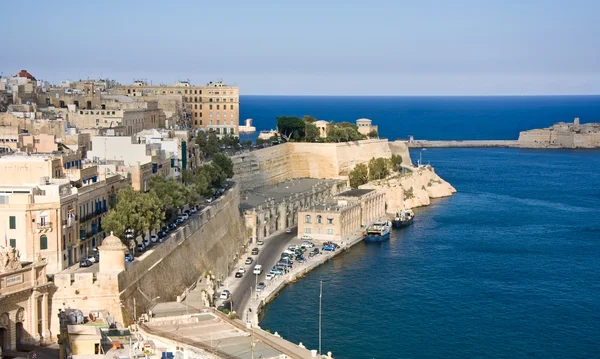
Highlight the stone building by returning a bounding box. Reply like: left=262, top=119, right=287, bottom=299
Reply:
left=298, top=189, right=385, bottom=242
left=114, top=80, right=239, bottom=135
left=314, top=120, right=329, bottom=138
left=0, top=153, right=129, bottom=273
left=356, top=118, right=378, bottom=136
left=0, top=246, right=52, bottom=353
left=242, top=179, right=348, bottom=241
left=518, top=118, right=600, bottom=148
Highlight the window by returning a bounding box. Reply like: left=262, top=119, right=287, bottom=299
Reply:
left=62, top=235, right=66, bottom=250
left=9, top=216, right=16, bottom=229
left=9, top=238, right=16, bottom=248
left=209, top=105, right=213, bottom=110
left=305, top=215, right=311, bottom=224
left=327, top=218, right=333, bottom=224
left=195, top=120, right=198, bottom=126
left=217, top=105, right=220, bottom=110
left=327, top=229, right=334, bottom=235
left=40, top=235, right=48, bottom=250
left=317, top=215, right=322, bottom=224
left=304, top=228, right=312, bottom=234
left=195, top=112, right=198, bottom=117
left=230, top=104, right=233, bottom=110
left=194, top=104, right=198, bottom=109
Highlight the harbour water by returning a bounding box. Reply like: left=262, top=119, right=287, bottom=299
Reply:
left=245, top=96, right=600, bottom=358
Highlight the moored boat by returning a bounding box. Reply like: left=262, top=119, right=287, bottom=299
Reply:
left=364, top=220, right=391, bottom=242
left=392, top=209, right=414, bottom=228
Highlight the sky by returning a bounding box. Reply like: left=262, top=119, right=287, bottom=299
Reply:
left=2, top=0, right=600, bottom=95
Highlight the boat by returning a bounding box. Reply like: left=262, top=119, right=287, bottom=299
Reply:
left=391, top=209, right=414, bottom=228
left=364, top=220, right=391, bottom=242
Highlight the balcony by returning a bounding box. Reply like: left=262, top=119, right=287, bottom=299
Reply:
left=79, top=208, right=108, bottom=223
left=37, top=222, right=52, bottom=230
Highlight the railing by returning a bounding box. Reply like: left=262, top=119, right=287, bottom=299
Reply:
left=79, top=207, right=108, bottom=223
left=37, top=222, right=52, bottom=229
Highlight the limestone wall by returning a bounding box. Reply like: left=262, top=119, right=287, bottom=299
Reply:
left=50, top=184, right=247, bottom=335
left=232, top=139, right=406, bottom=190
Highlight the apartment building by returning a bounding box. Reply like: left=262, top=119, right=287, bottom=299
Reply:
left=0, top=153, right=129, bottom=274
left=115, top=80, right=239, bottom=136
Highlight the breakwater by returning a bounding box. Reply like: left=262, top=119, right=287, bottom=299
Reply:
left=408, top=140, right=520, bottom=148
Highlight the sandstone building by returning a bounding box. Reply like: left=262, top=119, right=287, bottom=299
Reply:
left=114, top=80, right=239, bottom=135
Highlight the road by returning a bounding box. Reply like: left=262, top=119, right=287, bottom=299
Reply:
left=230, top=228, right=298, bottom=315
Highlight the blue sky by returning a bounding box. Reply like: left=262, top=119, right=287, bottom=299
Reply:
left=2, top=0, right=599, bottom=95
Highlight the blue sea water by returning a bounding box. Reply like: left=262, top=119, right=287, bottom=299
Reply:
left=246, top=96, right=600, bottom=359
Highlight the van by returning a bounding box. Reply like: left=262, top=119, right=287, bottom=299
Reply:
left=253, top=265, right=263, bottom=275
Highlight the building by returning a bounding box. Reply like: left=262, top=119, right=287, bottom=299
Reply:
left=356, top=118, right=378, bottom=136
left=115, top=81, right=239, bottom=135
left=0, top=246, right=52, bottom=352
left=518, top=118, right=600, bottom=148
left=314, top=120, right=329, bottom=138
left=239, top=118, right=256, bottom=133
left=0, top=153, right=129, bottom=273
left=298, top=189, right=385, bottom=242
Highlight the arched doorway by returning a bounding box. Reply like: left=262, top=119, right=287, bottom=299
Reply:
left=0, top=312, right=10, bottom=352
left=15, top=308, right=25, bottom=349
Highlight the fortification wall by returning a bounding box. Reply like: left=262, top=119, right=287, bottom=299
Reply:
left=233, top=139, right=407, bottom=190
left=50, top=184, right=247, bottom=335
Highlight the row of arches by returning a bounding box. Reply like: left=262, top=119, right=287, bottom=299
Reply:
left=0, top=308, right=25, bottom=352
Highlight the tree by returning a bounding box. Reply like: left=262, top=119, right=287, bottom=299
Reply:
left=103, top=187, right=165, bottom=247
left=368, top=129, right=379, bottom=138
left=148, top=176, right=188, bottom=222
left=220, top=134, right=241, bottom=152
left=212, top=152, right=234, bottom=178
left=368, top=157, right=390, bottom=180
left=304, top=122, right=319, bottom=142
left=302, top=115, right=317, bottom=123
left=349, top=163, right=369, bottom=188
left=276, top=116, right=305, bottom=141
left=390, top=154, right=403, bottom=171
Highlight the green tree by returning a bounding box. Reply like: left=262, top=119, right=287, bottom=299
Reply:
left=349, top=163, right=369, bottom=188
left=220, top=134, right=241, bottom=152
left=212, top=152, right=234, bottom=178
left=304, top=122, right=319, bottom=142
left=276, top=116, right=305, bottom=141
left=302, top=115, right=317, bottom=123
left=368, top=129, right=379, bottom=138
left=390, top=154, right=403, bottom=171
left=368, top=157, right=390, bottom=180
left=103, top=187, right=165, bottom=246
left=148, top=176, right=188, bottom=222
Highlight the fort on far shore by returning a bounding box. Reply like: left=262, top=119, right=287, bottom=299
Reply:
left=408, top=118, right=600, bottom=149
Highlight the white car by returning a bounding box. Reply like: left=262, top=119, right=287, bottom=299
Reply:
left=150, top=234, right=159, bottom=243
left=257, top=240, right=265, bottom=246
left=288, top=244, right=300, bottom=251
left=253, top=265, right=263, bottom=275
left=301, top=235, right=312, bottom=241
left=220, top=291, right=230, bottom=300
left=182, top=213, right=189, bottom=220
left=301, top=241, right=314, bottom=248
left=143, top=238, right=151, bottom=247
left=266, top=273, right=275, bottom=280
left=238, top=267, right=246, bottom=274
left=285, top=228, right=292, bottom=234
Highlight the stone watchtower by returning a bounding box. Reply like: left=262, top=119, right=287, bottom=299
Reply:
left=98, top=232, right=127, bottom=273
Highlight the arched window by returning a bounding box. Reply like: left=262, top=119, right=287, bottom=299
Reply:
left=316, top=215, right=322, bottom=224
left=305, top=215, right=311, bottom=224
left=40, top=235, right=48, bottom=250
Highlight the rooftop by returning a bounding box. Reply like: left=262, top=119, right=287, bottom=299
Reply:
left=241, top=178, right=340, bottom=210
left=338, top=188, right=374, bottom=198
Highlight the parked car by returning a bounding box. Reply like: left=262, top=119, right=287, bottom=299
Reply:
left=206, top=197, right=214, bottom=203
left=285, top=228, right=292, bottom=234
left=266, top=273, right=276, bottom=281
left=125, top=253, right=134, bottom=262
left=168, top=223, right=176, bottom=230
left=143, top=238, right=151, bottom=247
left=323, top=245, right=335, bottom=251
left=245, top=257, right=253, bottom=265
left=253, top=265, right=263, bottom=275
left=158, top=231, right=167, bottom=239
left=176, top=216, right=184, bottom=224
left=150, top=234, right=159, bottom=243
left=257, top=239, right=265, bottom=246
left=235, top=271, right=244, bottom=278
left=270, top=267, right=283, bottom=275
left=184, top=210, right=191, bottom=215
left=288, top=244, right=300, bottom=251
left=182, top=213, right=189, bottom=220
left=295, top=255, right=306, bottom=263
left=256, top=282, right=266, bottom=292
left=301, top=235, right=312, bottom=241
left=220, top=291, right=230, bottom=300
left=79, top=259, right=93, bottom=268
left=301, top=241, right=314, bottom=249
left=190, top=206, right=198, bottom=214
left=309, top=248, right=320, bottom=257
left=251, top=248, right=259, bottom=255
left=137, top=244, right=146, bottom=252
left=87, top=255, right=97, bottom=263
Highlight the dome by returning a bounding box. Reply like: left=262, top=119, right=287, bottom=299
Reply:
left=99, top=232, right=127, bottom=251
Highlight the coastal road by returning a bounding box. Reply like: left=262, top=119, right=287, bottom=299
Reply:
left=230, top=228, right=298, bottom=316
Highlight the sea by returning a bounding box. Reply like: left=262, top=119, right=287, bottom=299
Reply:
left=241, top=96, right=600, bottom=359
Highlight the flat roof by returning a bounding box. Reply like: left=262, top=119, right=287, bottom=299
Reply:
left=338, top=188, right=374, bottom=197
left=241, top=178, right=340, bottom=210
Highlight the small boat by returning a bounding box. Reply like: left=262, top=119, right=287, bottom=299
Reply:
left=364, top=220, right=391, bottom=242
left=392, top=209, right=414, bottom=228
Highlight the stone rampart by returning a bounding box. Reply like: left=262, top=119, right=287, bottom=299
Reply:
left=233, top=139, right=409, bottom=190
left=50, top=184, right=247, bottom=336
